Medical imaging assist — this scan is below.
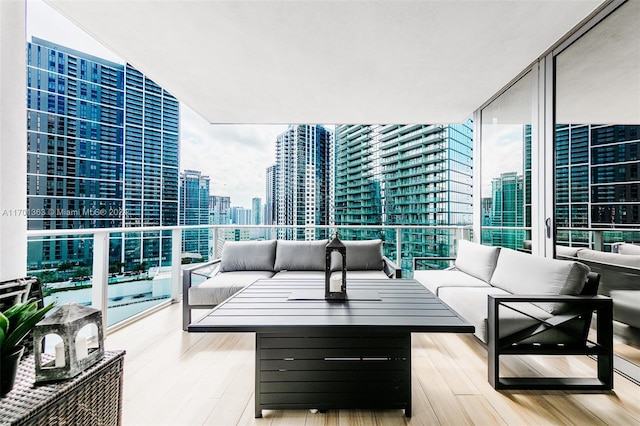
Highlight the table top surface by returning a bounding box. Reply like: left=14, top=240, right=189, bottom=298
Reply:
left=189, top=278, right=474, bottom=334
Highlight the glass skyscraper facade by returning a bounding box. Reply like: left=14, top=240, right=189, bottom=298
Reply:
left=269, top=125, right=333, bottom=240
left=335, top=122, right=473, bottom=270
left=264, top=164, right=277, bottom=226
left=486, top=171, right=525, bottom=249
left=179, top=170, right=210, bottom=259
left=555, top=124, right=640, bottom=248
left=26, top=37, right=179, bottom=270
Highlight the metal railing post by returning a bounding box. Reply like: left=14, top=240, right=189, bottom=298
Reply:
left=212, top=227, right=219, bottom=259
left=91, top=231, right=109, bottom=331
left=396, top=227, right=402, bottom=269
left=171, top=228, right=181, bottom=302
left=593, top=230, right=604, bottom=252
left=461, top=227, right=471, bottom=242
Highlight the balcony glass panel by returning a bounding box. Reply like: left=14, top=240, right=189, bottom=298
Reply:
left=480, top=72, right=532, bottom=250
left=555, top=0, right=640, bottom=370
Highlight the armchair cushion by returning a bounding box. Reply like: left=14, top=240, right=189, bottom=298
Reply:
left=577, top=248, right=640, bottom=268
left=617, top=243, right=640, bottom=255
left=274, top=240, right=328, bottom=271
left=490, top=248, right=589, bottom=314
left=189, top=271, right=275, bottom=305
left=438, top=286, right=552, bottom=344
left=556, top=245, right=582, bottom=257
left=454, top=239, right=501, bottom=282
left=219, top=240, right=277, bottom=272
left=413, top=269, right=490, bottom=296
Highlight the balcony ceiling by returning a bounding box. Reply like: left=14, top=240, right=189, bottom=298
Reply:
left=46, top=0, right=604, bottom=124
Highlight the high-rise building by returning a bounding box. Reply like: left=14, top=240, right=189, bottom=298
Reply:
left=270, top=125, right=333, bottom=240
left=555, top=124, right=640, bottom=248
left=26, top=37, right=179, bottom=270
left=252, top=197, right=262, bottom=225
left=179, top=170, right=210, bottom=259
left=264, top=164, right=277, bottom=226
left=209, top=195, right=231, bottom=257
left=334, top=122, right=473, bottom=270
left=230, top=206, right=252, bottom=225
left=487, top=172, right=525, bottom=249
left=209, top=195, right=231, bottom=226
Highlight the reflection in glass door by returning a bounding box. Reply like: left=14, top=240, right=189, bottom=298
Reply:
left=480, top=72, right=532, bottom=251
left=554, top=0, right=640, bottom=371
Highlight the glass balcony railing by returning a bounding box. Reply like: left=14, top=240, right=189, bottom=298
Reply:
left=28, top=223, right=638, bottom=333
left=27, top=224, right=475, bottom=330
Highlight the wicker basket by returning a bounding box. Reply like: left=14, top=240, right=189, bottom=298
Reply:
left=0, top=350, right=125, bottom=426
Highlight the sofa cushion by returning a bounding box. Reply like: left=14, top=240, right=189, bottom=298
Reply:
left=413, top=269, right=490, bottom=296
left=218, top=240, right=277, bottom=272
left=454, top=240, right=501, bottom=282
left=272, top=270, right=389, bottom=280
left=274, top=240, right=328, bottom=271
left=189, top=271, right=274, bottom=305
left=490, top=248, right=589, bottom=314
left=344, top=270, right=389, bottom=280
left=556, top=245, right=582, bottom=258
left=272, top=270, right=325, bottom=280
left=610, top=290, right=640, bottom=329
left=577, top=248, right=640, bottom=268
left=331, top=239, right=384, bottom=271
left=438, top=286, right=553, bottom=344
left=617, top=243, right=640, bottom=256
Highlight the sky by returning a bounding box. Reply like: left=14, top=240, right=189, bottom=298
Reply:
left=26, top=0, right=288, bottom=208
left=24, top=0, right=521, bottom=206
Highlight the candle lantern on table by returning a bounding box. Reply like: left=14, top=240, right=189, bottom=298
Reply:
left=33, top=303, right=104, bottom=383
left=325, top=233, right=347, bottom=301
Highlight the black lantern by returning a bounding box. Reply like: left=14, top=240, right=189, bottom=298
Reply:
left=325, top=234, right=347, bottom=301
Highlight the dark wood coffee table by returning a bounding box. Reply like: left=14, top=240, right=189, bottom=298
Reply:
left=188, top=278, right=473, bottom=418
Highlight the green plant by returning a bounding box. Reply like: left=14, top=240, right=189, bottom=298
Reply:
left=0, top=299, right=56, bottom=357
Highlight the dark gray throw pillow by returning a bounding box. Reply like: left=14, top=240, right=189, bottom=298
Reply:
left=219, top=240, right=277, bottom=272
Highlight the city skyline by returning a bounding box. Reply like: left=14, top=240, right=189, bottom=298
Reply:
left=26, top=0, right=285, bottom=209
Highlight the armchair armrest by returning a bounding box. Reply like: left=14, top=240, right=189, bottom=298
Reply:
left=487, top=293, right=613, bottom=390
left=382, top=256, right=402, bottom=278
left=182, top=259, right=221, bottom=331
left=182, top=259, right=221, bottom=293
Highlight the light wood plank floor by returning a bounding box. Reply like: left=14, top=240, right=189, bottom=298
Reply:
left=106, top=303, right=640, bottom=426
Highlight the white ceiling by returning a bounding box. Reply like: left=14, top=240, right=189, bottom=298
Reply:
left=46, top=0, right=604, bottom=125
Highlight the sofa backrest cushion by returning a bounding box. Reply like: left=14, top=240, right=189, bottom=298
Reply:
left=556, top=245, right=582, bottom=258
left=219, top=240, right=277, bottom=272
left=490, top=248, right=589, bottom=314
left=454, top=240, right=501, bottom=283
left=616, top=243, right=640, bottom=256
left=274, top=240, right=328, bottom=271
left=577, top=248, right=640, bottom=268
left=331, top=239, right=385, bottom=271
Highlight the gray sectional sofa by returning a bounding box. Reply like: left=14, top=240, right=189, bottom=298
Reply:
left=182, top=239, right=400, bottom=329
left=413, top=240, right=596, bottom=344
left=413, top=240, right=613, bottom=389
left=555, top=244, right=640, bottom=330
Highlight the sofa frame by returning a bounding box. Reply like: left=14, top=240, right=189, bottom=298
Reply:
left=488, top=287, right=613, bottom=390
left=413, top=244, right=613, bottom=390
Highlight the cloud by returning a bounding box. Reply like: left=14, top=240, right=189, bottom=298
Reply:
left=26, top=0, right=123, bottom=64
left=180, top=106, right=288, bottom=207
left=481, top=124, right=526, bottom=196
